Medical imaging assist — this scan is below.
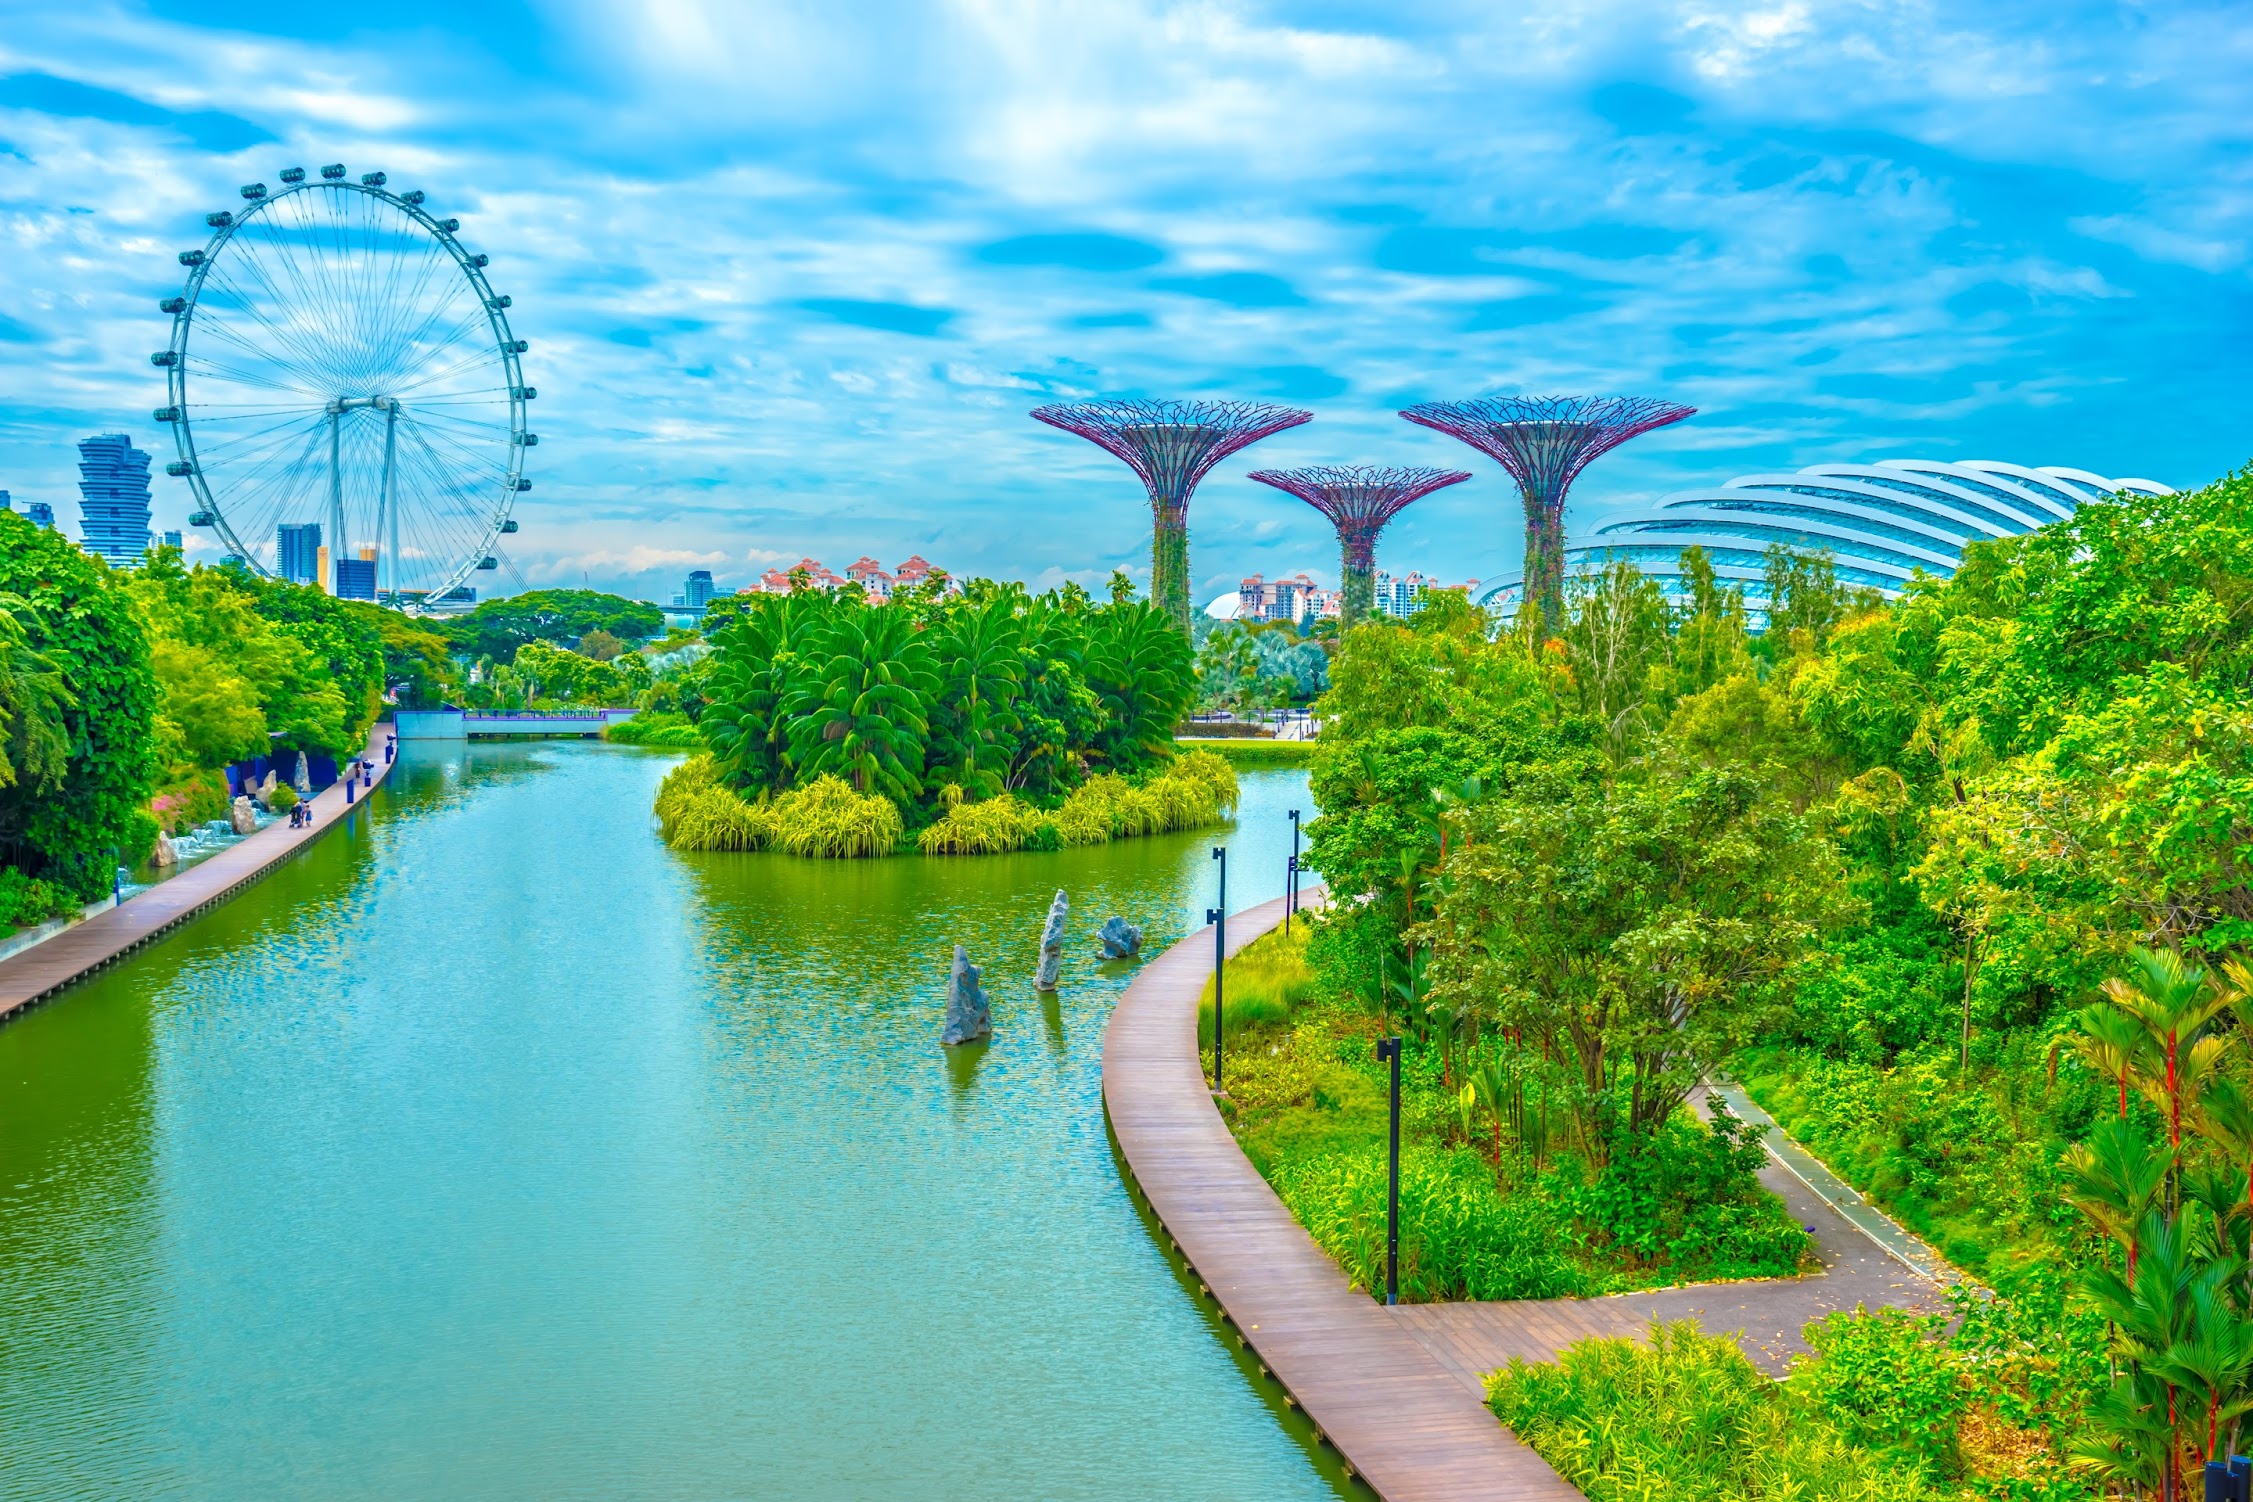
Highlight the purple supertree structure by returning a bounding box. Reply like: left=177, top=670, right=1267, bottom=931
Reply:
left=1247, top=465, right=1471, bottom=628
left=1031, top=398, right=1312, bottom=634
left=1401, top=396, right=1693, bottom=632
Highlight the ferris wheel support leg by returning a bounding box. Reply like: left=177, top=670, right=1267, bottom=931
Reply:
left=381, top=403, right=398, bottom=606
left=327, top=406, right=346, bottom=592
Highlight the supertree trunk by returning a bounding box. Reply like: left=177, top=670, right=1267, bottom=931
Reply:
left=1338, top=545, right=1376, bottom=628
left=1151, top=512, right=1191, bottom=633
left=1522, top=493, right=1568, bottom=632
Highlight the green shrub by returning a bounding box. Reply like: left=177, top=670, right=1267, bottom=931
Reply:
left=267, top=784, right=299, bottom=813
left=150, top=771, right=229, bottom=832
left=1270, top=1145, right=1594, bottom=1301
left=604, top=711, right=704, bottom=748
left=1569, top=1108, right=1811, bottom=1278
left=1488, top=1322, right=1940, bottom=1502
left=0, top=866, right=73, bottom=929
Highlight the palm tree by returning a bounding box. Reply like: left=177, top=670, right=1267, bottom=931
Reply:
left=933, top=594, right=1023, bottom=799
left=2105, top=947, right=2235, bottom=1158
left=701, top=595, right=819, bottom=790
left=782, top=606, right=937, bottom=802
left=1085, top=602, right=1194, bottom=772
left=2064, top=1117, right=2171, bottom=1284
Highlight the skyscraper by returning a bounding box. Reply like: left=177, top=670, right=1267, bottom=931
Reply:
left=162, top=529, right=183, bottom=551
left=0, top=490, right=10, bottom=512
left=685, top=569, right=715, bottom=608
left=333, top=556, right=376, bottom=601
left=27, top=502, right=53, bottom=529
left=77, top=434, right=153, bottom=567
left=277, top=522, right=322, bottom=584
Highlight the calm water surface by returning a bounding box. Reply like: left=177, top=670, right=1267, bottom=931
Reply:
left=0, top=743, right=1348, bottom=1500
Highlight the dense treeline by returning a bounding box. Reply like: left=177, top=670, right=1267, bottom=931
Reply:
left=0, top=520, right=407, bottom=926
left=1307, top=464, right=2253, bottom=1496
left=656, top=572, right=1226, bottom=856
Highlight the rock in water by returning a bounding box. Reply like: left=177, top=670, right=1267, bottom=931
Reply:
left=1035, top=889, right=1069, bottom=991
left=257, top=770, right=278, bottom=802
left=1098, top=916, right=1142, bottom=959
left=941, top=945, right=991, bottom=1045
left=152, top=830, right=178, bottom=868
left=229, top=795, right=258, bottom=835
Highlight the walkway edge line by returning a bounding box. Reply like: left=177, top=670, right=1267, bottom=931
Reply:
left=1102, top=888, right=1580, bottom=1502
left=0, top=723, right=398, bottom=1028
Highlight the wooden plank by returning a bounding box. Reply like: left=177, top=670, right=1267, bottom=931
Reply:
left=1102, top=888, right=1581, bottom=1501
left=0, top=725, right=401, bottom=1027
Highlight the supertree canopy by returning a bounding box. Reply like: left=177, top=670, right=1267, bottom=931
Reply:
left=1401, top=396, right=1693, bottom=632
left=1247, top=465, right=1470, bottom=627
left=1031, top=398, right=1311, bottom=634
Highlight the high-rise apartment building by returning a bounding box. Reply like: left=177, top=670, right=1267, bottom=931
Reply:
left=77, top=434, right=153, bottom=567
left=162, top=529, right=183, bottom=551
left=277, top=523, right=322, bottom=584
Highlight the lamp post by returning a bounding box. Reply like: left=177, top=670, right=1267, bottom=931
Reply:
left=1207, top=844, right=1227, bottom=1095
left=1375, top=1035, right=1402, bottom=1304
left=1286, top=808, right=1301, bottom=932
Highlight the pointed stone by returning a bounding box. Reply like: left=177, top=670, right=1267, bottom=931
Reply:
left=941, top=944, right=991, bottom=1045
left=1035, top=889, right=1069, bottom=991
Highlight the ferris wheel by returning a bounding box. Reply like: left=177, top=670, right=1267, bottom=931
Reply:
left=152, top=163, right=534, bottom=608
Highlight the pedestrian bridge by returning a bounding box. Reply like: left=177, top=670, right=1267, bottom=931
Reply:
left=396, top=708, right=638, bottom=740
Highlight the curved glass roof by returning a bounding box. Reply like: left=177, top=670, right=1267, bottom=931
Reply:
left=1477, top=458, right=2172, bottom=614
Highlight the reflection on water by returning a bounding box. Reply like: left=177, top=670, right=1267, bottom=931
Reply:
left=0, top=743, right=1347, bottom=1501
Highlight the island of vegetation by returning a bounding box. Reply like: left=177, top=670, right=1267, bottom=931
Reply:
left=1269, top=464, right=2253, bottom=1501
left=648, top=573, right=1245, bottom=858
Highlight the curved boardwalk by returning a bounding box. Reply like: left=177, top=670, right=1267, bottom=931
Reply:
left=0, top=723, right=398, bottom=1028
left=1102, top=890, right=1581, bottom=1501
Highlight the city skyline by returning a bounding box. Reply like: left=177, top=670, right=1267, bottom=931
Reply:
left=0, top=2, right=2246, bottom=603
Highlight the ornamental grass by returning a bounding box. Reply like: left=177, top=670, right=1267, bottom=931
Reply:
left=916, top=788, right=1044, bottom=855
left=772, top=775, right=903, bottom=858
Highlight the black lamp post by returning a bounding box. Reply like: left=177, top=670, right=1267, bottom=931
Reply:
left=1286, top=807, right=1301, bottom=932
left=1375, top=1035, right=1402, bottom=1305
left=1207, top=844, right=1227, bottom=1094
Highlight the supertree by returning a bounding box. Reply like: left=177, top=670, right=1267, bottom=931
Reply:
left=1247, top=465, right=1471, bottom=628
left=1031, top=398, right=1311, bottom=634
left=1401, top=396, right=1693, bottom=632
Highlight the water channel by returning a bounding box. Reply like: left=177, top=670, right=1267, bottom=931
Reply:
left=0, top=743, right=1350, bottom=1500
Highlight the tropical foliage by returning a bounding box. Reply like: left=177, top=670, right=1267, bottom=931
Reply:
left=440, top=587, right=663, bottom=663
left=0, top=513, right=158, bottom=904
left=668, top=576, right=1207, bottom=856
left=1310, top=461, right=2253, bottom=1495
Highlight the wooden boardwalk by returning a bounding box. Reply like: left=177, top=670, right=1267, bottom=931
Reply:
left=1102, top=890, right=1582, bottom=1501
left=0, top=723, right=398, bottom=1028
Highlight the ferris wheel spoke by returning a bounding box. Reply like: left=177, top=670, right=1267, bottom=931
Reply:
left=200, top=256, right=350, bottom=391
left=192, top=412, right=330, bottom=470
left=385, top=280, right=487, bottom=387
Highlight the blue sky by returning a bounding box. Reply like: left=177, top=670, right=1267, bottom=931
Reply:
left=1, top=0, right=2247, bottom=605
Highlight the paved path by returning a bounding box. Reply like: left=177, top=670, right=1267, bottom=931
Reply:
left=1104, top=890, right=1581, bottom=1501
left=0, top=724, right=397, bottom=1027
left=1390, top=1100, right=1950, bottom=1389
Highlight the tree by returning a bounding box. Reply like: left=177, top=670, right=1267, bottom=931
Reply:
left=1427, top=764, right=1844, bottom=1152
left=443, top=589, right=664, bottom=663
left=1084, top=601, right=1195, bottom=772
left=0, top=512, right=158, bottom=896
left=782, top=605, right=937, bottom=801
